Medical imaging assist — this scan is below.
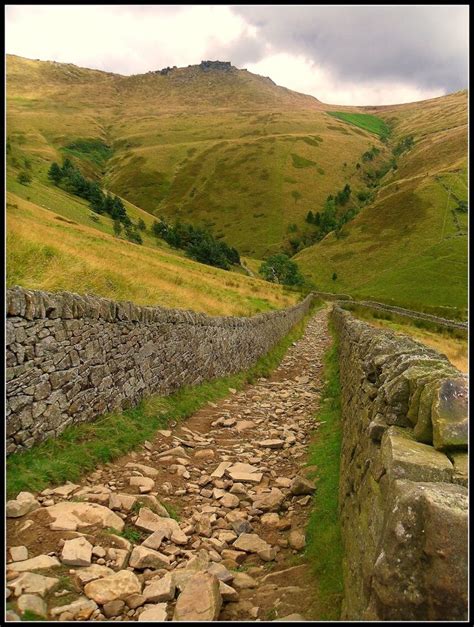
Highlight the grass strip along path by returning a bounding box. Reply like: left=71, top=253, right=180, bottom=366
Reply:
left=7, top=299, right=322, bottom=498
left=305, top=322, right=344, bottom=619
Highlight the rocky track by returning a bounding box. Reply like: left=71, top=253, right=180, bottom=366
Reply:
left=6, top=307, right=331, bottom=622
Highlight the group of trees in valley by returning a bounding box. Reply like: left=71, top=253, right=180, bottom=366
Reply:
left=152, top=219, right=240, bottom=270
left=48, top=159, right=144, bottom=244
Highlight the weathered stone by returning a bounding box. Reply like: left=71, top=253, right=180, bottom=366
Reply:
left=431, top=377, right=468, bottom=451
left=219, top=580, right=239, bottom=601
left=220, top=493, right=240, bottom=508
left=10, top=546, right=28, bottom=562
left=50, top=597, right=98, bottom=619
left=84, top=570, right=142, bottom=604
left=17, top=594, right=47, bottom=618
left=288, top=529, right=306, bottom=551
left=135, top=508, right=187, bottom=544
left=142, top=530, right=167, bottom=550
left=257, top=439, right=285, bottom=449
left=125, top=463, right=158, bottom=477
left=129, top=545, right=172, bottom=570
left=371, top=480, right=468, bottom=621
left=61, top=537, right=93, bottom=566
left=207, top=562, right=234, bottom=583
left=290, top=476, right=316, bottom=496
left=381, top=427, right=453, bottom=483
left=44, top=502, right=125, bottom=531
left=143, top=573, right=175, bottom=602
left=6, top=492, right=40, bottom=518
left=74, top=564, right=115, bottom=585
left=173, top=572, right=222, bottom=621
left=8, top=572, right=58, bottom=597
left=252, top=488, right=285, bottom=512
left=129, top=476, right=155, bottom=493
left=232, top=572, right=258, bottom=589
left=233, top=533, right=274, bottom=560
left=138, top=603, right=168, bottom=621
left=102, top=599, right=125, bottom=618
left=109, top=493, right=137, bottom=512
left=7, top=555, right=60, bottom=572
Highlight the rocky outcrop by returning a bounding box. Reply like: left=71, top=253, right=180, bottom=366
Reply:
left=6, top=287, right=314, bottom=454
left=199, top=60, right=233, bottom=72
left=333, top=306, right=468, bottom=621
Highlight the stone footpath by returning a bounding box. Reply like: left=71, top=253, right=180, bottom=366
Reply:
left=6, top=308, right=331, bottom=622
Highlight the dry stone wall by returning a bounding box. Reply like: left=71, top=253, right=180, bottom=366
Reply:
left=6, top=287, right=314, bottom=455
left=332, top=306, right=468, bottom=621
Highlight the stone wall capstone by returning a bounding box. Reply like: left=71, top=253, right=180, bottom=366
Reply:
left=6, top=287, right=315, bottom=455
left=332, top=306, right=468, bottom=621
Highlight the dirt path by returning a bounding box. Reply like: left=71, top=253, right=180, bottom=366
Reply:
left=6, top=307, right=332, bottom=622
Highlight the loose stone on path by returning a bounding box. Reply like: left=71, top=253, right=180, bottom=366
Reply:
left=6, top=307, right=331, bottom=621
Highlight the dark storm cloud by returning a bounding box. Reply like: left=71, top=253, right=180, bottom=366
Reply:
left=230, top=5, right=468, bottom=92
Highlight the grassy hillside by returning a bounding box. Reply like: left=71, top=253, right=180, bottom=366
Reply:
left=296, top=91, right=468, bottom=313
left=6, top=187, right=297, bottom=317
left=6, top=55, right=468, bottom=314
left=6, top=55, right=382, bottom=259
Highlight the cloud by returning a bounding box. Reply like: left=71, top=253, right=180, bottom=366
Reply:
left=231, top=5, right=468, bottom=93
left=5, top=5, right=468, bottom=104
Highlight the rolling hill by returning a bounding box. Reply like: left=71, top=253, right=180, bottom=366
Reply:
left=6, top=54, right=468, bottom=314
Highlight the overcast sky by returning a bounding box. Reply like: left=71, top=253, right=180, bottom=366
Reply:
left=5, top=4, right=469, bottom=105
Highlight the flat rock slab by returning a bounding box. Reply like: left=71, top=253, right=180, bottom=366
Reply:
left=17, top=594, right=47, bottom=618
left=129, top=545, right=172, bottom=569
left=61, top=537, right=93, bottom=566
left=8, top=572, right=59, bottom=597
left=125, top=463, right=159, bottom=477
left=74, top=565, right=115, bottom=585
left=381, top=427, right=453, bottom=483
left=44, top=502, right=125, bottom=532
left=173, top=572, right=222, bottom=621
left=50, top=597, right=98, bottom=620
left=7, top=555, right=61, bottom=572
left=138, top=604, right=168, bottom=621
left=257, top=439, right=285, bottom=449
left=84, top=570, right=142, bottom=604
left=135, top=508, right=187, bottom=544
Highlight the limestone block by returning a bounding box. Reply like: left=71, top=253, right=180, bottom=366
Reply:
left=381, top=427, right=453, bottom=484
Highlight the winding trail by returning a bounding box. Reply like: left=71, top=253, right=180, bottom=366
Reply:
left=7, top=307, right=332, bottom=622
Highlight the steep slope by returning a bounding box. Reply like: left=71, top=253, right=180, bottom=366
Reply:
left=6, top=55, right=378, bottom=257
left=6, top=55, right=468, bottom=313
left=296, top=90, right=468, bottom=313
left=6, top=185, right=297, bottom=317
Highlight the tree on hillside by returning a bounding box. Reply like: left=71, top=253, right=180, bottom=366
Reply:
left=306, top=210, right=314, bottom=224
left=113, top=220, right=122, bottom=237
left=48, top=162, right=63, bottom=185
left=259, top=254, right=304, bottom=286
left=137, top=218, right=146, bottom=231
left=17, top=171, right=32, bottom=185
left=332, top=272, right=338, bottom=281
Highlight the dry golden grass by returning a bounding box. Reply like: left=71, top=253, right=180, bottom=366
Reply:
left=7, top=191, right=297, bottom=317
left=368, top=318, right=467, bottom=373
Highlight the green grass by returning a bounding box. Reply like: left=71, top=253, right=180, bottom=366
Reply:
left=162, top=502, right=181, bottom=521
left=305, top=324, right=343, bottom=620
left=6, top=301, right=320, bottom=498
left=327, top=112, right=389, bottom=137
left=108, top=525, right=144, bottom=543
left=62, top=138, right=113, bottom=167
